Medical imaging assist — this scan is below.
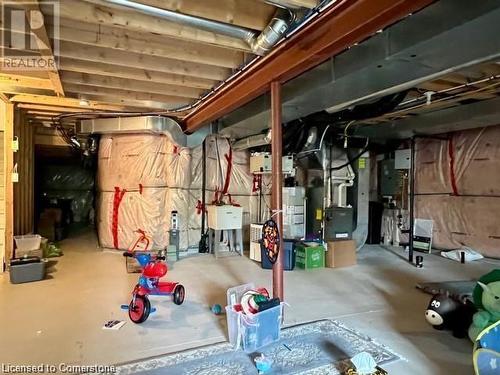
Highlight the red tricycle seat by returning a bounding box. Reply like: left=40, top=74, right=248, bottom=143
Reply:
left=143, top=262, right=168, bottom=278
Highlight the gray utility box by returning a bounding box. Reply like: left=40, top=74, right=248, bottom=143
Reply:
left=324, top=206, right=354, bottom=241
left=10, top=257, right=46, bottom=284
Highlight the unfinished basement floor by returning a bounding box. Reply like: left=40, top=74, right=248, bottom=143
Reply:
left=1, top=231, right=498, bottom=374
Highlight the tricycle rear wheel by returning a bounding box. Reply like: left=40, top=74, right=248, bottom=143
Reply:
left=173, top=285, right=185, bottom=305
left=129, top=294, right=151, bottom=323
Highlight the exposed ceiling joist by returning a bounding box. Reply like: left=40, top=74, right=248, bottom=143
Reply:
left=21, top=1, right=64, bottom=96
left=184, top=0, right=437, bottom=132
left=42, top=0, right=252, bottom=51
left=17, top=103, right=96, bottom=113
left=128, top=0, right=275, bottom=31
left=57, top=41, right=230, bottom=82
left=10, top=93, right=154, bottom=111
left=63, top=83, right=191, bottom=107
left=60, top=58, right=216, bottom=90
left=0, top=73, right=53, bottom=90
left=60, top=71, right=204, bottom=99
left=63, top=92, right=185, bottom=111
left=356, top=96, right=500, bottom=139
left=54, top=20, right=244, bottom=69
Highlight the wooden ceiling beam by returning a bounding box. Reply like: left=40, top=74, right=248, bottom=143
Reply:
left=21, top=1, right=64, bottom=96
left=63, top=83, right=192, bottom=107
left=54, top=20, right=244, bottom=69
left=57, top=41, right=230, bottom=82
left=130, top=0, right=275, bottom=31
left=17, top=103, right=96, bottom=113
left=0, top=73, right=53, bottom=90
left=42, top=0, right=251, bottom=51
left=64, top=92, right=187, bottom=113
left=183, top=0, right=437, bottom=132
left=2, top=14, right=246, bottom=69
left=60, top=71, right=204, bottom=99
left=10, top=93, right=154, bottom=111
left=60, top=58, right=215, bottom=90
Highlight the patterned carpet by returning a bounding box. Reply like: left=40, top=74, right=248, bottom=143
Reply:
left=111, top=319, right=401, bottom=374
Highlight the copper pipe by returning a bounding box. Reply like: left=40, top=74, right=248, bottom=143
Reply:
left=271, top=81, right=284, bottom=301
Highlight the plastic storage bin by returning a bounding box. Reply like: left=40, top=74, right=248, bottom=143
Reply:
left=14, top=234, right=41, bottom=254
left=226, top=283, right=283, bottom=352
left=10, top=257, right=46, bottom=284
left=261, top=240, right=296, bottom=270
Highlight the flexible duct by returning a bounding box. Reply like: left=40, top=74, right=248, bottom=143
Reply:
left=103, top=0, right=294, bottom=55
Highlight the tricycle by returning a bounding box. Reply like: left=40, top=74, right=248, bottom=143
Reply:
left=122, top=250, right=185, bottom=323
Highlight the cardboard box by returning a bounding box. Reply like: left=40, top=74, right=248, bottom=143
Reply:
left=326, top=240, right=357, bottom=268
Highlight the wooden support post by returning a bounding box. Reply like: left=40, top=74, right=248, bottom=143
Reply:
left=3, top=102, right=14, bottom=263
left=271, top=81, right=284, bottom=301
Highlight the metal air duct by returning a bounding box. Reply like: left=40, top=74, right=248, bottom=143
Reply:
left=79, top=116, right=186, bottom=146
left=103, top=0, right=293, bottom=55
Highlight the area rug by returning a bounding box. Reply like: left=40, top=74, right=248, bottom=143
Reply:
left=111, top=319, right=401, bottom=375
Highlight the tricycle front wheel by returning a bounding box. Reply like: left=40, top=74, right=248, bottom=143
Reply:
left=129, top=294, right=151, bottom=323
left=173, top=285, right=185, bottom=305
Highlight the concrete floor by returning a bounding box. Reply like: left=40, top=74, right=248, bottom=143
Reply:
left=1, top=230, right=499, bottom=374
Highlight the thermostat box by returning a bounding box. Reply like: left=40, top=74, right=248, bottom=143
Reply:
left=207, top=205, right=243, bottom=230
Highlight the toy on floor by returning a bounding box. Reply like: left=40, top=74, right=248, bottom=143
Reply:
left=468, top=269, right=500, bottom=341
left=254, top=354, right=272, bottom=374
left=211, top=304, right=222, bottom=315
left=424, top=293, right=476, bottom=338
left=122, top=250, right=185, bottom=323
left=473, top=320, right=500, bottom=375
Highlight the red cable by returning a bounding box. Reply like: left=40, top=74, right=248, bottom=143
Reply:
left=448, top=136, right=459, bottom=196
left=112, top=187, right=127, bottom=249
left=222, top=146, right=233, bottom=195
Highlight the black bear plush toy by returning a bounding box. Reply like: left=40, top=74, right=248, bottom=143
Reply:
left=425, top=293, right=476, bottom=338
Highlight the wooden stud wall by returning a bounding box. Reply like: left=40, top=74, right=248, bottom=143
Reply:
left=0, top=99, right=14, bottom=268
left=14, top=109, right=34, bottom=236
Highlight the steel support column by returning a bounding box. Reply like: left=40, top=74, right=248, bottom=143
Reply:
left=271, top=81, right=284, bottom=301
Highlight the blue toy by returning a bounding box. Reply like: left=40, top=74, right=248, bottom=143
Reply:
left=473, top=320, right=500, bottom=375
left=211, top=304, right=222, bottom=315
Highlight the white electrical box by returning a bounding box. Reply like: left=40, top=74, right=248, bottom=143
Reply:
left=250, top=152, right=272, bottom=173
left=250, top=153, right=294, bottom=174
left=282, top=155, right=294, bottom=174
left=395, top=149, right=411, bottom=169
left=207, top=205, right=243, bottom=230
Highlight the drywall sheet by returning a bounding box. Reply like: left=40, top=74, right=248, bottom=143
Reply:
left=415, top=126, right=500, bottom=258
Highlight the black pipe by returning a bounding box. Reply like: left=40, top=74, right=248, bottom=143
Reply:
left=199, top=138, right=208, bottom=253
left=409, top=136, right=416, bottom=264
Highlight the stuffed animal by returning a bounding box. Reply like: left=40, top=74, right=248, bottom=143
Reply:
left=425, top=293, right=476, bottom=338
left=468, top=269, right=500, bottom=341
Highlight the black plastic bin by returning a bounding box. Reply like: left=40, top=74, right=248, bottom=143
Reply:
left=261, top=240, right=296, bottom=270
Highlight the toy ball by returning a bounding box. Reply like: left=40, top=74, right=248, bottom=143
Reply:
left=211, top=304, right=223, bottom=315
